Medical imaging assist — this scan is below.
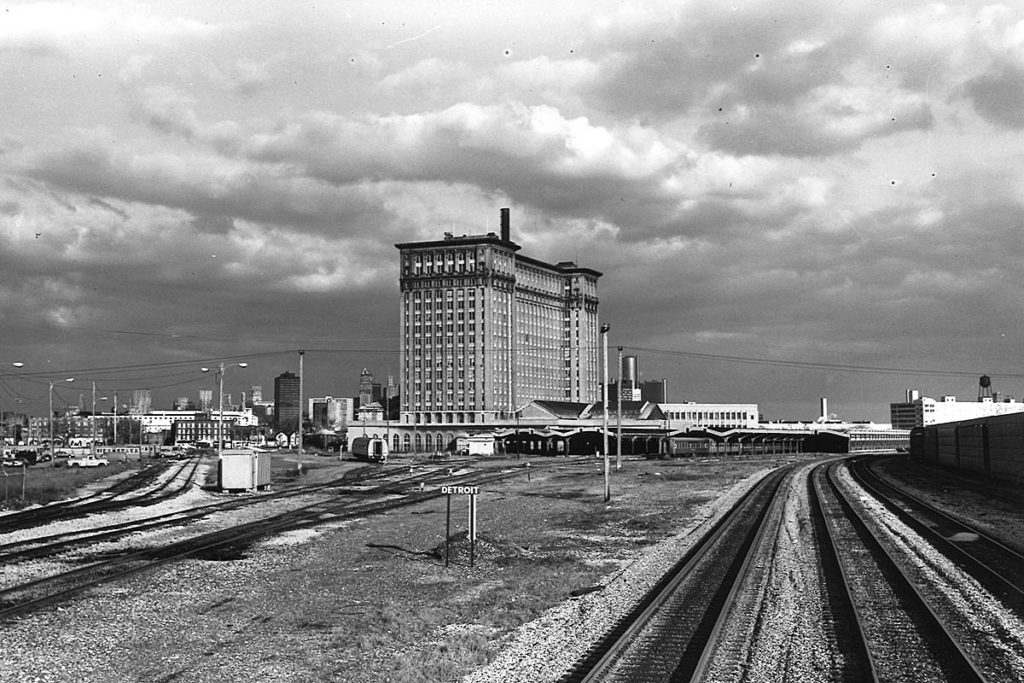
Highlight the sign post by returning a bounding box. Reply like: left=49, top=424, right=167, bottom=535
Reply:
left=441, top=485, right=480, bottom=568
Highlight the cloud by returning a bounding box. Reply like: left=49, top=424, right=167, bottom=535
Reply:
left=22, top=138, right=389, bottom=237
left=702, top=85, right=934, bottom=156
left=0, top=1, right=218, bottom=51
left=964, top=61, right=1024, bottom=129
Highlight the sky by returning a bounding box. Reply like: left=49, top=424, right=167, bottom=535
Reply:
left=2, top=0, right=1024, bottom=422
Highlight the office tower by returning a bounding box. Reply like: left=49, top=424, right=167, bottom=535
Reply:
left=275, top=371, right=301, bottom=432
left=396, top=208, right=601, bottom=426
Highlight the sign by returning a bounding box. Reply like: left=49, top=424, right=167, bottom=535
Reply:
left=441, top=485, right=479, bottom=495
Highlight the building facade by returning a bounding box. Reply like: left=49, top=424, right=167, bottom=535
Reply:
left=309, top=396, right=354, bottom=431
left=395, top=209, right=601, bottom=427
left=274, top=371, right=301, bottom=432
left=889, top=393, right=1024, bottom=429
left=660, top=402, right=760, bottom=430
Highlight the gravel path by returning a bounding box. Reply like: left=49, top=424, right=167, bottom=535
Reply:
left=700, top=461, right=843, bottom=683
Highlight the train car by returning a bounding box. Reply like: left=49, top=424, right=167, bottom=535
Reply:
left=935, top=423, right=959, bottom=468
left=909, top=427, right=928, bottom=460
left=349, top=436, right=388, bottom=463
left=983, top=413, right=1024, bottom=479
left=667, top=437, right=715, bottom=457
left=909, top=413, right=1024, bottom=482
left=955, top=420, right=988, bottom=473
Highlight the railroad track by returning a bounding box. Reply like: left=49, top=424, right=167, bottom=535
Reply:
left=853, top=457, right=1024, bottom=620
left=556, top=455, right=1024, bottom=682
left=0, top=463, right=529, bottom=622
left=817, top=459, right=992, bottom=681
left=559, top=464, right=794, bottom=682
left=0, top=459, right=199, bottom=533
left=0, top=461, right=470, bottom=565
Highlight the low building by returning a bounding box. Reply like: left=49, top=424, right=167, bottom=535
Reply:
left=889, top=394, right=1024, bottom=429
left=659, top=402, right=759, bottom=430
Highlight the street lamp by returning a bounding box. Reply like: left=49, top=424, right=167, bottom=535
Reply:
left=90, top=382, right=109, bottom=457
left=600, top=323, right=610, bottom=502
left=201, top=362, right=248, bottom=458
left=49, top=377, right=74, bottom=467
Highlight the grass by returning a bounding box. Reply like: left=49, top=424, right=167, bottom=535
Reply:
left=0, top=460, right=141, bottom=509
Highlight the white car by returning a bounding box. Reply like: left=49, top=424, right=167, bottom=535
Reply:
left=67, top=455, right=110, bottom=468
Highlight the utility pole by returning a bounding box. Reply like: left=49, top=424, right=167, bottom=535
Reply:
left=201, top=362, right=247, bottom=458
left=298, top=350, right=304, bottom=456
left=600, top=323, right=610, bottom=502
left=91, top=381, right=97, bottom=457
left=49, top=377, right=74, bottom=468
left=616, top=346, right=623, bottom=471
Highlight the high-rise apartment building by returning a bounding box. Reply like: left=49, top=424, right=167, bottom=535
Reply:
left=275, top=371, right=301, bottom=432
left=395, top=209, right=601, bottom=426
left=198, top=389, right=213, bottom=413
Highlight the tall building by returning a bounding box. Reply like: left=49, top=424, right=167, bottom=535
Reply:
left=395, top=208, right=601, bottom=426
left=131, top=389, right=152, bottom=415
left=620, top=355, right=638, bottom=401
left=358, top=369, right=374, bottom=407
left=198, top=389, right=213, bottom=412
left=275, top=371, right=301, bottom=433
left=308, top=396, right=355, bottom=430
left=249, top=385, right=263, bottom=405
left=640, top=379, right=667, bottom=403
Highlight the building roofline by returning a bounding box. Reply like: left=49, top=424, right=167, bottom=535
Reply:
left=395, top=233, right=521, bottom=252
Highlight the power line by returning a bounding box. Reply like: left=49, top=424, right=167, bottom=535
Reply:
left=626, top=346, right=1011, bottom=380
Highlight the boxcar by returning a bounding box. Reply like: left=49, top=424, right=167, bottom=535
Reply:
left=983, top=413, right=1024, bottom=479
left=955, top=420, right=988, bottom=473
left=935, top=423, right=959, bottom=467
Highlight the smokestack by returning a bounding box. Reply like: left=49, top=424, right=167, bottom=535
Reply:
left=500, top=207, right=510, bottom=242
left=820, top=397, right=828, bottom=420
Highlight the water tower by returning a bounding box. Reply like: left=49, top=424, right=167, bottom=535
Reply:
left=978, top=375, right=993, bottom=402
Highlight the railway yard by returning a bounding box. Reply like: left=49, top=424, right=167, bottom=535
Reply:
left=0, top=451, right=1022, bottom=682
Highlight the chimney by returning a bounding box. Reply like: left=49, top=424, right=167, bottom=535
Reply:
left=500, top=207, right=510, bottom=242
left=820, top=397, right=828, bottom=420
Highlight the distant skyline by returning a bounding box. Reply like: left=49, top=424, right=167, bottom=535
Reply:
left=3, top=2, right=1024, bottom=423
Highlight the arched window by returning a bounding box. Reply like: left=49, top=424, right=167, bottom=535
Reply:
left=393, top=434, right=400, bottom=452
left=403, top=434, right=411, bottom=452
left=424, top=433, right=433, bottom=451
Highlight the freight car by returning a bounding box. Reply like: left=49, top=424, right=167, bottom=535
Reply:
left=666, top=437, right=716, bottom=457
left=349, top=436, right=388, bottom=463
left=909, top=413, right=1024, bottom=481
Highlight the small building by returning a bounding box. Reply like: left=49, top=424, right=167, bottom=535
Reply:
left=218, top=450, right=272, bottom=492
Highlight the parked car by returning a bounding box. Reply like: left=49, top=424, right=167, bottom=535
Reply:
left=67, top=455, right=110, bottom=468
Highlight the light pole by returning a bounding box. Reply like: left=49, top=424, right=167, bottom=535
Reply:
left=49, top=377, right=74, bottom=467
left=297, top=350, right=304, bottom=455
left=616, top=345, right=623, bottom=471
left=600, top=323, right=610, bottom=502
left=201, top=362, right=248, bottom=458
left=90, top=383, right=108, bottom=456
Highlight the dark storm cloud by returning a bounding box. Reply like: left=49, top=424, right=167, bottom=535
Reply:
left=964, top=61, right=1024, bottom=129
left=23, top=142, right=391, bottom=238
